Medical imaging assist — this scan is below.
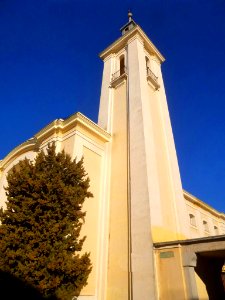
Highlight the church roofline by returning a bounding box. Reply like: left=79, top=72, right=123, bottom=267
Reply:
left=36, top=112, right=111, bottom=143
left=183, top=189, right=225, bottom=220
left=99, top=24, right=165, bottom=63
left=0, top=112, right=110, bottom=171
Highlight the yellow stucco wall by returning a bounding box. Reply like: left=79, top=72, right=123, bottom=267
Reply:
left=156, top=247, right=187, bottom=300
left=80, top=146, right=102, bottom=295
left=147, top=83, right=183, bottom=242
left=60, top=133, right=76, bottom=155
left=185, top=191, right=225, bottom=238
left=107, top=80, right=129, bottom=299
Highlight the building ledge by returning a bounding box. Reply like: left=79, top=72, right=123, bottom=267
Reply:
left=154, top=234, right=225, bottom=248
left=147, top=67, right=160, bottom=90
left=110, top=71, right=127, bottom=88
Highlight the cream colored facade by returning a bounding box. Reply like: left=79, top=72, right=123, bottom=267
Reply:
left=0, top=15, right=225, bottom=300
left=185, top=190, right=225, bottom=238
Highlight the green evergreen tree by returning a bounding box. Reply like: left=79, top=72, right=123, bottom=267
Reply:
left=0, top=143, right=92, bottom=299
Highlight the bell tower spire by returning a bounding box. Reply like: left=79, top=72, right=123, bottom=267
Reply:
left=128, top=9, right=132, bottom=22
left=120, top=10, right=137, bottom=35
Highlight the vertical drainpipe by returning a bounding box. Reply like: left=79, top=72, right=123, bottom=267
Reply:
left=126, top=44, right=133, bottom=300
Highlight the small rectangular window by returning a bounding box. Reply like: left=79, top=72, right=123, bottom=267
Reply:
left=203, top=220, right=209, bottom=232
left=189, top=214, right=196, bottom=227
left=214, top=225, right=219, bottom=235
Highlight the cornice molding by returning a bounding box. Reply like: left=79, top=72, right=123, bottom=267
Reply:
left=183, top=190, right=225, bottom=220
left=102, top=53, right=115, bottom=63
left=0, top=113, right=111, bottom=170
left=99, top=25, right=165, bottom=63
left=0, top=140, right=38, bottom=171
left=126, top=32, right=144, bottom=46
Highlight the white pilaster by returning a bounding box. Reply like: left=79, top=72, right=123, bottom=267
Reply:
left=127, top=37, right=157, bottom=300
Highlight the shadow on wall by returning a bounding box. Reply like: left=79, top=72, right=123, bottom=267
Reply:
left=0, top=271, right=57, bottom=300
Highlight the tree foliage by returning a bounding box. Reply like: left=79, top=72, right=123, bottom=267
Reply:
left=0, top=143, right=92, bottom=299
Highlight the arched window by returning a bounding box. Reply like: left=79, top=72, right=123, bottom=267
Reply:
left=189, top=214, right=196, bottom=227
left=119, top=55, right=125, bottom=76
left=203, top=220, right=209, bottom=232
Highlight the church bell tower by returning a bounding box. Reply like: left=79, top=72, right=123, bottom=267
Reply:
left=98, top=12, right=189, bottom=300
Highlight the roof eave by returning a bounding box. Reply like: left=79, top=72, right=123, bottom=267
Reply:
left=99, top=25, right=165, bottom=63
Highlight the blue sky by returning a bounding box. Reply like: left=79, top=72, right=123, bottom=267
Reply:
left=1, top=0, right=225, bottom=212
